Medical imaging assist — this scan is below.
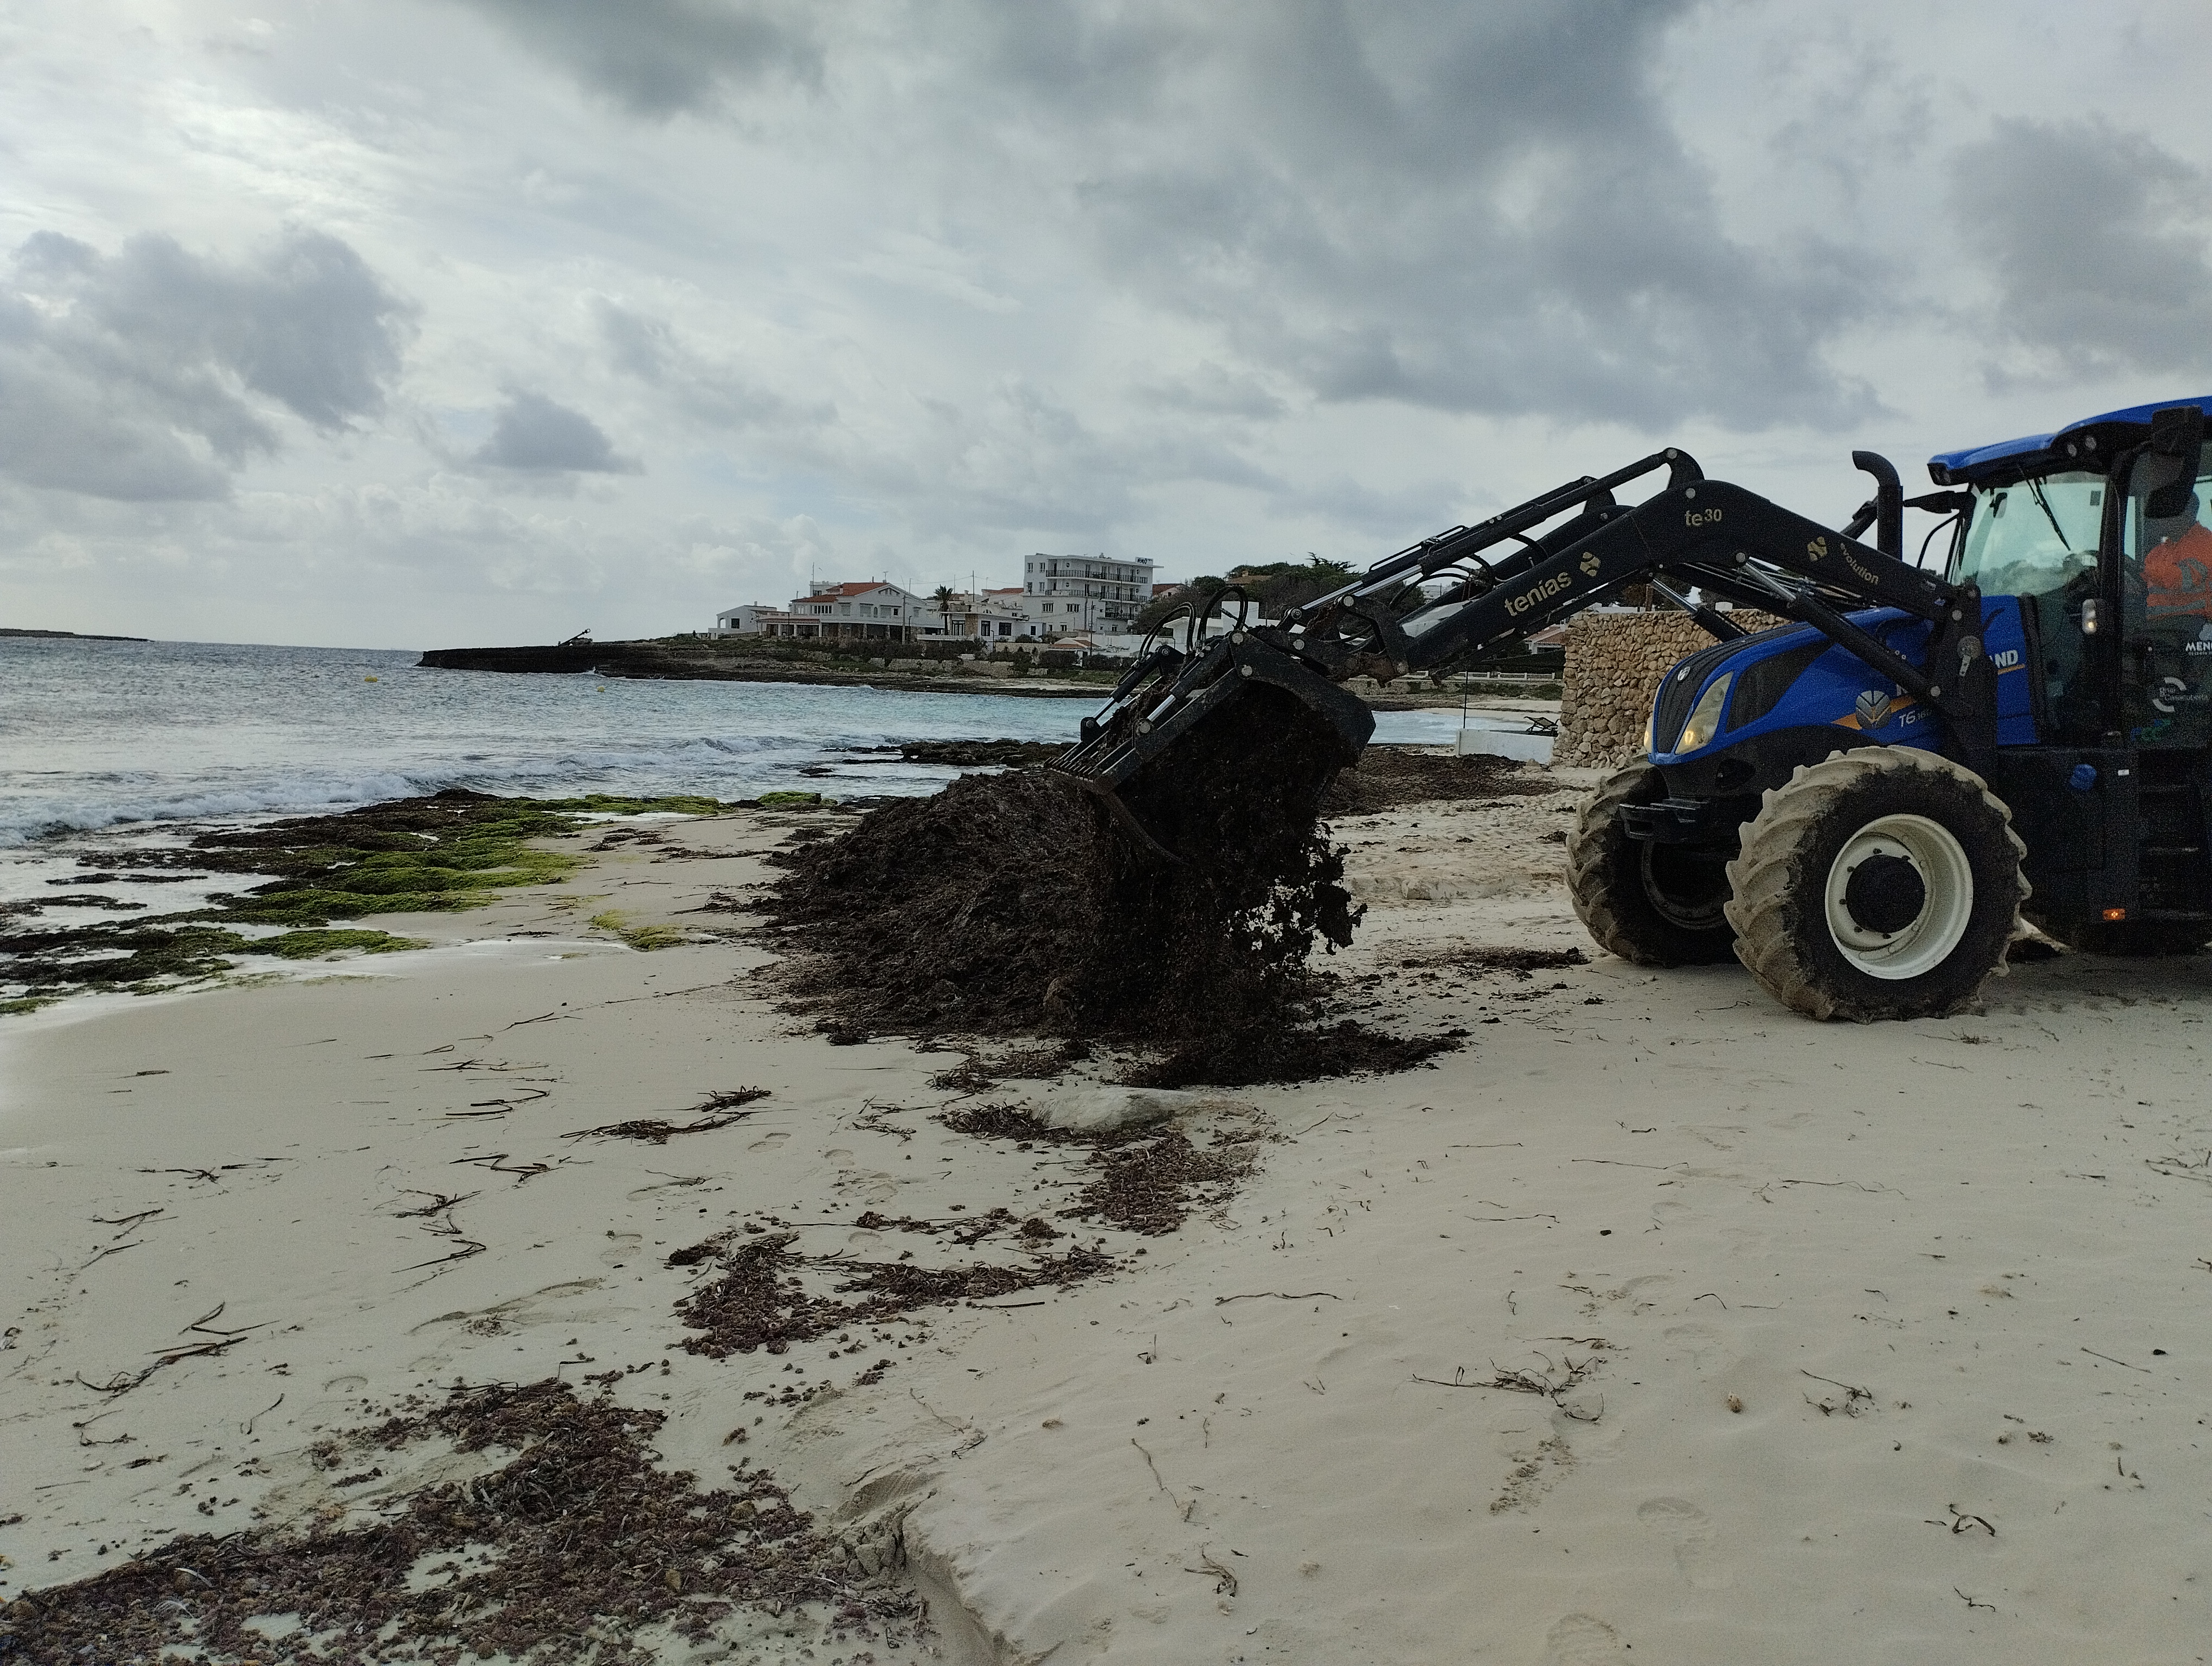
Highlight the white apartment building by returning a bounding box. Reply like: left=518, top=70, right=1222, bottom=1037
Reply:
left=1023, top=553, right=1155, bottom=635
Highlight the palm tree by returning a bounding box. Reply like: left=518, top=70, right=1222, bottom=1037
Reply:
left=931, top=584, right=959, bottom=639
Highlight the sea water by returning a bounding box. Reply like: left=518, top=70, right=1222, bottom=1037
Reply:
left=1, top=636, right=1459, bottom=897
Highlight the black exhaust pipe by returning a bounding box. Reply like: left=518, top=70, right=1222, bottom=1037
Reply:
left=1850, top=451, right=1904, bottom=556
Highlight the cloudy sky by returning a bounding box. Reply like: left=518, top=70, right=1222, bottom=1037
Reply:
left=5, top=1, right=2211, bottom=648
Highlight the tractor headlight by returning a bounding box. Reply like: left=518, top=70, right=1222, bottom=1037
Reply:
left=1673, top=673, right=1732, bottom=754
left=1642, top=711, right=1654, bottom=755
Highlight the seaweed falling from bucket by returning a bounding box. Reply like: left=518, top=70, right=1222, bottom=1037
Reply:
left=762, top=685, right=1456, bottom=1085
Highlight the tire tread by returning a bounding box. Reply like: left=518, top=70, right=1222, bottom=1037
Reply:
left=1722, top=747, right=2027, bottom=1021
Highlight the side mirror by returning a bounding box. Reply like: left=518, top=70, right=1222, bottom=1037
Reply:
left=2151, top=402, right=2204, bottom=460
left=2145, top=404, right=2205, bottom=519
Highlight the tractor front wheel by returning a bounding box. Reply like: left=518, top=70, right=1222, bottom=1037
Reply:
left=1567, top=762, right=1739, bottom=966
left=1724, top=748, right=2026, bottom=1021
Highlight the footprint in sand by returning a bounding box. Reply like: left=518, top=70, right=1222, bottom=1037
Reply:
left=1637, top=1496, right=1729, bottom=1588
left=848, top=1229, right=884, bottom=1250
left=824, top=1148, right=854, bottom=1164
left=1647, top=1195, right=1694, bottom=1230
left=1539, top=1613, right=1628, bottom=1664
left=833, top=1169, right=899, bottom=1205
left=602, top=1232, right=641, bottom=1268
left=1660, top=1322, right=1737, bottom=1379
left=749, top=1131, right=790, bottom=1152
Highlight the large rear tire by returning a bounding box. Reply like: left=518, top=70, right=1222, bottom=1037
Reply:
left=1724, top=748, right=2026, bottom=1021
left=1566, top=763, right=1739, bottom=966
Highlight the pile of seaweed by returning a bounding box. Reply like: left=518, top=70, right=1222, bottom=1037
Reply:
left=763, top=685, right=1455, bottom=1084
left=1321, top=747, right=1561, bottom=815
left=2, top=789, right=721, bottom=1012
left=886, top=736, right=1559, bottom=813
left=0, top=1380, right=918, bottom=1666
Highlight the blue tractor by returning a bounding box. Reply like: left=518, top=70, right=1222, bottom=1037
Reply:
left=1053, top=398, right=2212, bottom=1021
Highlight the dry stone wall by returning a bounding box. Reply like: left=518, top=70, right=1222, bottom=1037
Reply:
left=1554, top=610, right=1783, bottom=768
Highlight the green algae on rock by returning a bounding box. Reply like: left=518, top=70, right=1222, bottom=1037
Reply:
left=0, top=924, right=430, bottom=999
left=2, top=788, right=728, bottom=1008
left=191, top=789, right=719, bottom=925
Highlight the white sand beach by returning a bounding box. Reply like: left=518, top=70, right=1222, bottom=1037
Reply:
left=6, top=778, right=2211, bottom=1664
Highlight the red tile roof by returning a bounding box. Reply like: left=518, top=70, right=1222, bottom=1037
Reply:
left=795, top=581, right=906, bottom=603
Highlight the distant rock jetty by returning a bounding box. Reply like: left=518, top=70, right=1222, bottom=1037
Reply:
left=417, top=638, right=1104, bottom=698
left=415, top=637, right=1478, bottom=709
left=419, top=642, right=605, bottom=673
left=1, top=627, right=149, bottom=642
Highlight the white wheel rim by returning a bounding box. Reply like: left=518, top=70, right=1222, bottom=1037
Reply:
left=1823, top=812, right=1975, bottom=981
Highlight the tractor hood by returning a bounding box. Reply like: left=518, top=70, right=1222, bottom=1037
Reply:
left=1648, top=604, right=2036, bottom=770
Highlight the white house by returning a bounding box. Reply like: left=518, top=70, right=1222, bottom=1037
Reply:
left=913, top=588, right=1029, bottom=641
left=711, top=604, right=783, bottom=637
left=978, top=588, right=1028, bottom=640
left=754, top=581, right=930, bottom=643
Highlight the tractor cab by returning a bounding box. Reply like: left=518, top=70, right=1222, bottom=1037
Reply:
left=1933, top=394, right=2212, bottom=754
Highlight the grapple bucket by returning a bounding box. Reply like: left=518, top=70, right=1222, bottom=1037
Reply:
left=1049, top=625, right=1374, bottom=860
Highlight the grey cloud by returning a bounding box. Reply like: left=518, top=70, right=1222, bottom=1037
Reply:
left=1952, top=117, right=2212, bottom=381
left=985, top=1, right=1883, bottom=431
left=458, top=1, right=1883, bottom=432
left=473, top=389, right=640, bottom=473
left=596, top=299, right=833, bottom=431
left=1264, top=471, right=1477, bottom=543
left=1139, top=363, right=1288, bottom=420
left=0, top=228, right=414, bottom=501
left=978, top=1, right=1183, bottom=118
left=598, top=302, right=676, bottom=381
left=857, top=379, right=1284, bottom=543
left=1760, top=24, right=1936, bottom=207
left=452, top=0, right=821, bottom=116
left=0, top=298, right=232, bottom=501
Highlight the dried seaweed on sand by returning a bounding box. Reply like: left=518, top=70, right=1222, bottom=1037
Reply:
left=674, top=1230, right=1113, bottom=1359
left=0, top=1381, right=918, bottom=1666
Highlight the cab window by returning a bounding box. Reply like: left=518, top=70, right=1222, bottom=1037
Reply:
left=1951, top=471, right=2104, bottom=601
left=2124, top=442, right=2212, bottom=625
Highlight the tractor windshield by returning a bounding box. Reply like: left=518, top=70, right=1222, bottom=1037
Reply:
left=1951, top=471, right=2105, bottom=600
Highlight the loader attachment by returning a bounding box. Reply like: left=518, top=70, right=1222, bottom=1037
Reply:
left=1050, top=604, right=1374, bottom=860
left=1050, top=439, right=1995, bottom=860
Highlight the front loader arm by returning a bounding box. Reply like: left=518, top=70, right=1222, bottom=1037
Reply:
left=1295, top=470, right=1996, bottom=768
left=1052, top=447, right=2001, bottom=843
left=1316, top=476, right=1969, bottom=678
